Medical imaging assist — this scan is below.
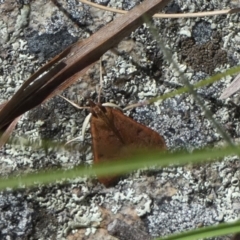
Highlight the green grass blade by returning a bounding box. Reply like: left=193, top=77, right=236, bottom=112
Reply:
left=154, top=220, right=240, bottom=240
left=0, top=144, right=239, bottom=190
left=150, top=65, right=240, bottom=103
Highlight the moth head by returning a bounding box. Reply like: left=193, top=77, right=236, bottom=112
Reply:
left=88, top=100, right=107, bottom=118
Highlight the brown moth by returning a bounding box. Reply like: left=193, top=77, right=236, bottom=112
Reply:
left=62, top=95, right=167, bottom=186
left=88, top=100, right=166, bottom=186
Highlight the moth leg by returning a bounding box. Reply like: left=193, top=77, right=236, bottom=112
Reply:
left=58, top=95, right=91, bottom=142
left=81, top=113, right=92, bottom=140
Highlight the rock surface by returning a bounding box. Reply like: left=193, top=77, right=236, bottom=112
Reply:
left=0, top=0, right=239, bottom=239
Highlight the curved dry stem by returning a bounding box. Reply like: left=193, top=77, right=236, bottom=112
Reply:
left=80, top=0, right=240, bottom=18
left=58, top=95, right=89, bottom=110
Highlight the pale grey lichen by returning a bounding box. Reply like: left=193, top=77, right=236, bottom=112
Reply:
left=1, top=0, right=240, bottom=239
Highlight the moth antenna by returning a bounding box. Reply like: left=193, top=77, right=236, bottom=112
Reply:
left=123, top=100, right=150, bottom=111
left=58, top=95, right=89, bottom=110
left=102, top=102, right=123, bottom=111
left=81, top=113, right=92, bottom=140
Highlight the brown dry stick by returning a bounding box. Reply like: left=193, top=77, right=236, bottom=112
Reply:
left=0, top=0, right=171, bottom=146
